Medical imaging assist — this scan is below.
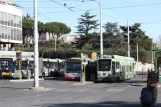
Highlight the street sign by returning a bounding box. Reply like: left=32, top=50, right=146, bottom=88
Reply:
left=16, top=50, right=22, bottom=61
left=81, top=53, right=88, bottom=65
left=91, top=52, right=97, bottom=62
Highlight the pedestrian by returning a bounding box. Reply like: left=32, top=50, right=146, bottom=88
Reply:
left=146, top=70, right=158, bottom=107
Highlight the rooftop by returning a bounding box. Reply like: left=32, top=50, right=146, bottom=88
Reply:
left=0, top=0, right=16, bottom=6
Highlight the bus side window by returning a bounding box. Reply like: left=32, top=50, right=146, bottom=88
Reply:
left=112, top=61, right=116, bottom=75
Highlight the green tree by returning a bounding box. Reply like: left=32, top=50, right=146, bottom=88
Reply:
left=120, top=23, right=145, bottom=39
left=45, top=22, right=71, bottom=38
left=103, top=22, right=120, bottom=36
left=38, top=21, right=46, bottom=35
left=76, top=11, right=99, bottom=35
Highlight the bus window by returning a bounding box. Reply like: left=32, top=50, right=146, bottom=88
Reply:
left=0, top=59, right=13, bottom=71
left=66, top=61, right=81, bottom=73
left=116, top=62, right=120, bottom=69
left=98, top=59, right=111, bottom=71
left=112, top=61, right=116, bottom=75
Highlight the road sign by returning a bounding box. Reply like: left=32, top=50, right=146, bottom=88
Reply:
left=91, top=52, right=97, bottom=62
left=81, top=53, right=88, bottom=65
left=16, top=50, right=22, bottom=61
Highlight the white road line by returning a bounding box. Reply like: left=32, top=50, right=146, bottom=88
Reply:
left=105, top=89, right=125, bottom=92
left=55, top=89, right=69, bottom=92
left=75, top=89, right=89, bottom=92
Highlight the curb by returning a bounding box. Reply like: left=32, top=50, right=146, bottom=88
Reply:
left=72, top=82, right=94, bottom=86
left=131, top=83, right=161, bottom=87
left=10, top=78, right=44, bottom=82
left=131, top=83, right=146, bottom=86
left=28, top=87, right=53, bottom=91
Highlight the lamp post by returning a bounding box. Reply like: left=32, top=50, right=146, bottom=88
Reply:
left=127, top=21, right=130, bottom=57
left=99, top=0, right=103, bottom=56
left=33, top=0, right=39, bottom=87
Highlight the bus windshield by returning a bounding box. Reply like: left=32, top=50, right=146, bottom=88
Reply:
left=0, top=58, right=13, bottom=71
left=66, top=62, right=81, bottom=73
left=98, top=59, right=111, bottom=71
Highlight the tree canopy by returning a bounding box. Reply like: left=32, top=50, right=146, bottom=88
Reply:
left=22, top=13, right=71, bottom=39
left=76, top=11, right=99, bottom=35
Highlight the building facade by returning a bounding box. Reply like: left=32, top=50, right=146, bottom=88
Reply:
left=59, top=35, right=80, bottom=44
left=0, top=0, right=22, bottom=50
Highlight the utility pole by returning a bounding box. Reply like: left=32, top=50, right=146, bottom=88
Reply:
left=137, top=44, right=138, bottom=72
left=152, top=38, right=153, bottom=64
left=33, top=0, right=39, bottom=87
left=99, top=0, right=103, bottom=56
left=127, top=21, right=130, bottom=57
left=55, top=35, right=57, bottom=51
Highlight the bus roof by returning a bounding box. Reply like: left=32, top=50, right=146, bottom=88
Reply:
left=66, top=57, right=92, bottom=61
left=99, top=55, right=135, bottom=61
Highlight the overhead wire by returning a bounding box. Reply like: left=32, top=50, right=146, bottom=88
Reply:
left=16, top=0, right=161, bottom=27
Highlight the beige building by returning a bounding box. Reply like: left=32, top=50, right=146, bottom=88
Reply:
left=39, top=33, right=80, bottom=44
left=39, top=32, right=55, bottom=41
left=59, top=35, right=80, bottom=43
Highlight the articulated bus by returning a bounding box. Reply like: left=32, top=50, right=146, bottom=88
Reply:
left=0, top=57, right=43, bottom=78
left=64, top=57, right=91, bottom=80
left=0, top=50, right=65, bottom=79
left=87, top=55, right=136, bottom=82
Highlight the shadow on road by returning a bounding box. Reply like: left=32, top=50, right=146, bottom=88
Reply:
left=0, top=86, right=27, bottom=90
left=36, top=101, right=161, bottom=107
left=44, top=77, right=81, bottom=82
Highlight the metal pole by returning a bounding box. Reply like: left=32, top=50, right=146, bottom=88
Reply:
left=55, top=37, right=56, bottom=51
left=137, top=44, right=138, bottom=72
left=34, top=0, right=39, bottom=87
left=142, top=66, right=143, bottom=83
left=99, top=0, right=103, bottom=56
left=127, top=21, right=130, bottom=57
left=84, top=64, right=86, bottom=83
left=19, top=61, right=21, bottom=80
left=152, top=39, right=153, bottom=64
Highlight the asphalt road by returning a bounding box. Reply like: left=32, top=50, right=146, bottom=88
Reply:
left=0, top=76, right=161, bottom=107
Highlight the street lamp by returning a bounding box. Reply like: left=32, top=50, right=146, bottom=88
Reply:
left=99, top=0, right=103, bottom=57
left=33, top=0, right=39, bottom=88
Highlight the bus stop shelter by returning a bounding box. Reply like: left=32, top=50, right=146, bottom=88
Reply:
left=152, top=50, right=161, bottom=82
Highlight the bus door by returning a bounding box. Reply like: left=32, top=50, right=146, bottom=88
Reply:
left=112, top=61, right=116, bottom=75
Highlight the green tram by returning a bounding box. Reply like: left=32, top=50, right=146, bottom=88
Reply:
left=86, top=55, right=136, bottom=82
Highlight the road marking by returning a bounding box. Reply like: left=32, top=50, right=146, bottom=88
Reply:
left=75, top=89, right=89, bottom=92
left=55, top=89, right=69, bottom=92
left=105, top=89, right=125, bottom=92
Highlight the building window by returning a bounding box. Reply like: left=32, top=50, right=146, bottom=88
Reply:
left=11, top=29, right=13, bottom=40
left=2, top=33, right=4, bottom=39
left=11, top=20, right=13, bottom=26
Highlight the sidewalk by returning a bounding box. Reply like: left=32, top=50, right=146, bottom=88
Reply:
left=10, top=78, right=44, bottom=82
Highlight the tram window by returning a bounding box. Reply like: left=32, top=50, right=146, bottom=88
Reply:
left=112, top=61, right=115, bottom=70
left=130, top=65, right=132, bottom=71
left=122, top=66, right=125, bottom=72
left=116, top=62, right=120, bottom=69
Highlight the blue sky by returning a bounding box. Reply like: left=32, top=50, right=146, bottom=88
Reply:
left=13, top=0, right=161, bottom=42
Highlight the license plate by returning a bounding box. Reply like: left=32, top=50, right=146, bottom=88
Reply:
left=2, top=72, right=9, bottom=76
